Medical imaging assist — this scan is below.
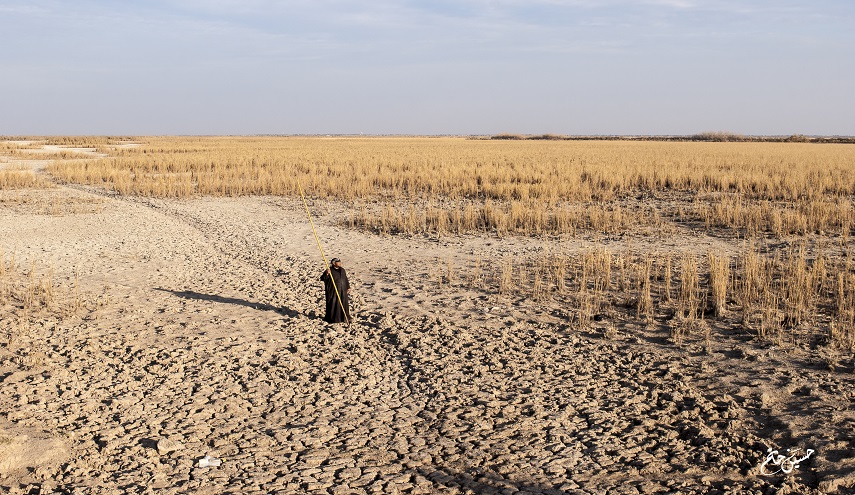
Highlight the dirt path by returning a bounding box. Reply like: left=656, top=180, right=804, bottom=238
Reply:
left=1, top=178, right=853, bottom=494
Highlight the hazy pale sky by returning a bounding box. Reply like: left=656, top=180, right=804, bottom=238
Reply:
left=1, top=1, right=853, bottom=135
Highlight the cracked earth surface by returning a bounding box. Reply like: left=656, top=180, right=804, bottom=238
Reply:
left=1, top=186, right=854, bottom=494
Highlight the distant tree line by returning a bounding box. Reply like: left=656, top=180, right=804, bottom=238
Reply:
left=485, top=132, right=855, bottom=144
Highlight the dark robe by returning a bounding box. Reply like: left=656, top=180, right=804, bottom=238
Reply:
left=320, top=267, right=350, bottom=323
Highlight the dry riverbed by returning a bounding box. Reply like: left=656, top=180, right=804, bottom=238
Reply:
left=1, top=182, right=854, bottom=494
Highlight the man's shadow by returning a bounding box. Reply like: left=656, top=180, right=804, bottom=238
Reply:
left=154, top=288, right=301, bottom=318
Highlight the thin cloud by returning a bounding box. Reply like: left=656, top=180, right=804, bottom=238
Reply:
left=1, top=0, right=852, bottom=134
left=0, top=4, right=48, bottom=14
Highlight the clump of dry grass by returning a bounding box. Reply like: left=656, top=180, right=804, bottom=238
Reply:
left=0, top=249, right=93, bottom=364
left=0, top=166, right=53, bottom=189
left=0, top=140, right=44, bottom=151
left=467, top=257, right=484, bottom=289
left=0, top=250, right=87, bottom=321
left=635, top=256, right=653, bottom=321
left=832, top=272, right=855, bottom=350
left=37, top=136, right=130, bottom=147
left=678, top=253, right=701, bottom=321
left=498, top=258, right=515, bottom=297
left=708, top=252, right=730, bottom=317
left=6, top=149, right=95, bottom=160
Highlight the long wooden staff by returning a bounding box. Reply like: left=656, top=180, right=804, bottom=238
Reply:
left=297, top=179, right=350, bottom=325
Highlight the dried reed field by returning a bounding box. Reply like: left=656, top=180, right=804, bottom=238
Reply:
left=2, top=137, right=855, bottom=494
left=42, top=136, right=855, bottom=351
left=45, top=137, right=855, bottom=237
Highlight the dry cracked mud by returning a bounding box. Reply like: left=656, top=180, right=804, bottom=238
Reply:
left=1, top=185, right=854, bottom=494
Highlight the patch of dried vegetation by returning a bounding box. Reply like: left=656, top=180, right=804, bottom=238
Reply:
left=0, top=166, right=53, bottom=190
left=0, top=249, right=103, bottom=369
left=425, top=242, right=855, bottom=352
left=0, top=190, right=105, bottom=215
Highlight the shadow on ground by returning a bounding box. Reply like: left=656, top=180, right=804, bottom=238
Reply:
left=154, top=288, right=301, bottom=317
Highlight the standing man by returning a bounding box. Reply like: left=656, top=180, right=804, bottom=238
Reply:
left=320, top=257, right=350, bottom=324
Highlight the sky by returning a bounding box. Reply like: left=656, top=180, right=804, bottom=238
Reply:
left=1, top=0, right=853, bottom=136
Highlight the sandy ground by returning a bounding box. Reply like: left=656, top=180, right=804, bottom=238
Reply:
left=1, top=173, right=854, bottom=493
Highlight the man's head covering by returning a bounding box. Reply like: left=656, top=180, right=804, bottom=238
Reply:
left=330, top=258, right=341, bottom=264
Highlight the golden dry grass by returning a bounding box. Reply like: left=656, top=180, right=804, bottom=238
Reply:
left=44, top=137, right=855, bottom=237
left=0, top=166, right=54, bottom=189
left=44, top=136, right=855, bottom=198
left=6, top=149, right=97, bottom=160
left=0, top=136, right=132, bottom=147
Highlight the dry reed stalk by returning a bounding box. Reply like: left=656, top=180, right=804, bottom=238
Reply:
left=811, top=251, right=828, bottom=304
left=468, top=258, right=483, bottom=289
left=663, top=255, right=672, bottom=302
left=781, top=246, right=814, bottom=329
left=38, top=267, right=56, bottom=310
left=670, top=318, right=687, bottom=346
left=517, top=264, right=529, bottom=293
left=841, top=200, right=852, bottom=244
left=444, top=258, right=456, bottom=285
left=577, top=292, right=595, bottom=328
left=592, top=248, right=612, bottom=293
left=574, top=249, right=611, bottom=320
left=579, top=252, right=592, bottom=293
left=552, top=255, right=568, bottom=292
left=0, top=169, right=53, bottom=189
left=70, top=269, right=82, bottom=315
left=499, top=259, right=514, bottom=296
left=617, top=254, right=628, bottom=292
left=758, top=290, right=781, bottom=341
left=531, top=264, right=547, bottom=301
left=22, top=262, right=36, bottom=310
left=738, top=244, right=763, bottom=329
left=636, top=256, right=653, bottom=321
left=679, top=253, right=700, bottom=321
left=575, top=257, right=588, bottom=295
left=832, top=273, right=855, bottom=349
left=708, top=252, right=730, bottom=317
left=701, top=320, right=713, bottom=354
